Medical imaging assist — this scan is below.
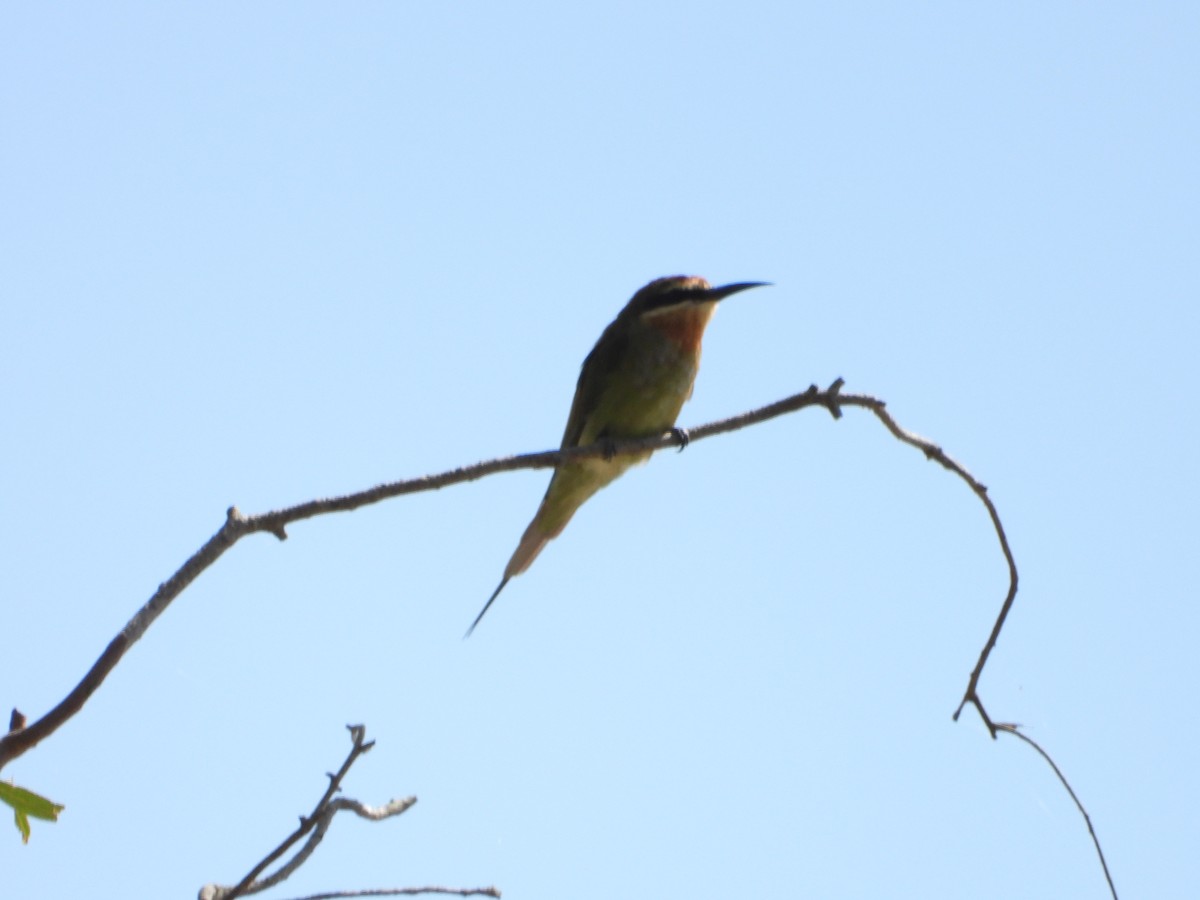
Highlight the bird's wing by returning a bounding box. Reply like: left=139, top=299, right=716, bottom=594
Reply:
left=559, top=315, right=630, bottom=449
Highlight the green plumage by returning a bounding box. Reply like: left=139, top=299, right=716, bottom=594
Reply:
left=466, top=276, right=767, bottom=635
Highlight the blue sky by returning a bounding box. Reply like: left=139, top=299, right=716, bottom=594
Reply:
left=3, top=3, right=1197, bottom=898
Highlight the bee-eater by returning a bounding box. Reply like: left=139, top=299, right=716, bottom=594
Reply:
left=466, top=275, right=769, bottom=635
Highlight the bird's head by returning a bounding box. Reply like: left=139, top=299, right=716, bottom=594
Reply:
left=623, top=275, right=770, bottom=350
left=627, top=276, right=769, bottom=318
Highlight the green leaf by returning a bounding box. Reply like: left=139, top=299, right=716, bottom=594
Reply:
left=0, top=782, right=65, bottom=843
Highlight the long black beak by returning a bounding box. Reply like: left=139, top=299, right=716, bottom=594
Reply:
left=705, top=281, right=772, bottom=303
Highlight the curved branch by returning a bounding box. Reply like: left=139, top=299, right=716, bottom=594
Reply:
left=3, top=378, right=1116, bottom=894
left=284, top=888, right=501, bottom=900
left=0, top=379, right=1001, bottom=767
left=996, top=724, right=1118, bottom=899
left=829, top=389, right=1019, bottom=735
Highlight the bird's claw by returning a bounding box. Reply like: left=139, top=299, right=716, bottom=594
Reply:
left=671, top=427, right=690, bottom=452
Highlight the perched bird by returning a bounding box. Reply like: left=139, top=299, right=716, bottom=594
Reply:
left=467, top=275, right=769, bottom=635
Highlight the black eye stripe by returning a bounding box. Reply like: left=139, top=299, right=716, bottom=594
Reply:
left=643, top=287, right=701, bottom=312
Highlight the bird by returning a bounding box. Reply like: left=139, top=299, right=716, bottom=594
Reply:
left=466, top=275, right=769, bottom=635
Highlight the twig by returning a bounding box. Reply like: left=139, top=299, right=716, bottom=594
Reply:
left=199, top=725, right=417, bottom=900
left=282, top=889, right=501, bottom=899
left=0, top=378, right=1115, bottom=895
left=0, top=381, right=853, bottom=770
left=0, top=378, right=1011, bottom=757
left=995, top=724, right=1118, bottom=899
left=822, top=385, right=1019, bottom=735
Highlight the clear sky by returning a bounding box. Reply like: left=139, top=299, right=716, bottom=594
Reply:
left=3, top=3, right=1197, bottom=898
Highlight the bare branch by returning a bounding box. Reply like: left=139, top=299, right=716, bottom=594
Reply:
left=0, top=379, right=1016, bottom=764
left=283, top=889, right=501, bottom=899
left=0, top=380, right=860, bottom=770
left=0, top=514, right=245, bottom=769
left=996, top=724, right=1118, bottom=900
left=823, top=387, right=1019, bottom=735
left=1, top=378, right=1115, bottom=894
left=199, top=725, right=418, bottom=900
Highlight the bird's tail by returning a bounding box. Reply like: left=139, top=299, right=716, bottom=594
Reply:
left=466, top=576, right=509, bottom=637
left=464, top=507, right=564, bottom=637
left=503, top=513, right=557, bottom=579
left=466, top=470, right=600, bottom=636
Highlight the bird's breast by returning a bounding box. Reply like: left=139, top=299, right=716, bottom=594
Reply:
left=643, top=303, right=717, bottom=355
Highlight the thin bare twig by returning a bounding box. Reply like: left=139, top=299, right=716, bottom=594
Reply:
left=283, top=888, right=501, bottom=900
left=199, top=725, right=418, bottom=900
left=0, top=381, right=850, bottom=771
left=995, top=724, right=1118, bottom=899
left=1, top=378, right=1114, bottom=895
left=0, top=378, right=1009, bottom=761
left=824, top=386, right=1019, bottom=735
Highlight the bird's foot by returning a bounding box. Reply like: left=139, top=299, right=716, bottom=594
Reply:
left=671, top=427, right=690, bottom=452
